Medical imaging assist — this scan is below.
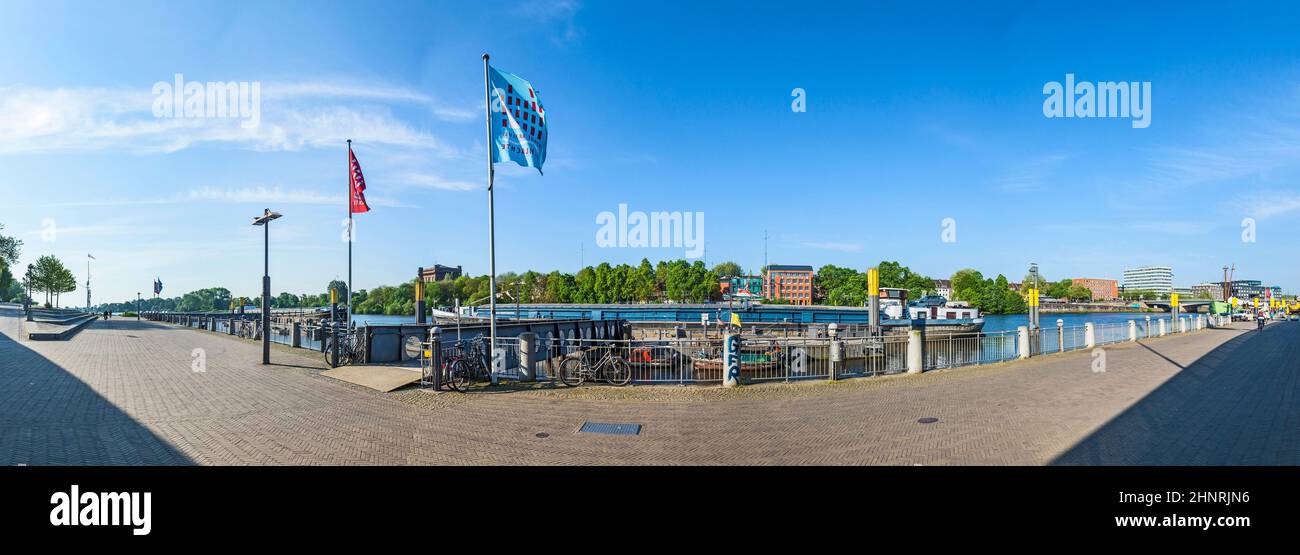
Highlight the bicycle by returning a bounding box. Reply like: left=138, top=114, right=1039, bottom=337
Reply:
left=324, top=326, right=364, bottom=367
left=559, top=343, right=632, bottom=387
left=445, top=338, right=492, bottom=392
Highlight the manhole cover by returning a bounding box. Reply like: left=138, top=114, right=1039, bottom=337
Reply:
left=534, top=432, right=550, bottom=439
left=917, top=417, right=940, bottom=424
left=578, top=422, right=642, bottom=436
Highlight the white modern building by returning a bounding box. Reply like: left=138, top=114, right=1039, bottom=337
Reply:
left=1122, top=266, right=1173, bottom=293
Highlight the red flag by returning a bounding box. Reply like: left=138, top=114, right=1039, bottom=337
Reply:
left=348, top=146, right=371, bottom=214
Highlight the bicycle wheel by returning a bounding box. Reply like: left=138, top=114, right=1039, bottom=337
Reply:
left=448, top=360, right=472, bottom=392
left=324, top=337, right=340, bottom=367
left=606, top=357, right=632, bottom=386
left=559, top=357, right=586, bottom=387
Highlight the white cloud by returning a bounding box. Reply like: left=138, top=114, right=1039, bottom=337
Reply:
left=390, top=172, right=480, bottom=191
left=0, top=81, right=471, bottom=155
left=988, top=153, right=1069, bottom=193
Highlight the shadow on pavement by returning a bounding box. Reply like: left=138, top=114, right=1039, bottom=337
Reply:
left=0, top=317, right=194, bottom=466
left=1052, top=323, right=1298, bottom=465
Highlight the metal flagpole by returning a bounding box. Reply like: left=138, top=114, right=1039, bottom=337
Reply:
left=483, top=54, right=498, bottom=384
left=346, top=139, right=353, bottom=328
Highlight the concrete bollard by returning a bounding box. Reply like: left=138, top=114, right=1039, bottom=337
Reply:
left=828, top=323, right=840, bottom=381
left=1017, top=326, right=1030, bottom=359
left=1128, top=320, right=1137, bottom=341
left=1180, top=318, right=1188, bottom=333
left=1158, top=319, right=1167, bottom=337
left=722, top=332, right=741, bottom=387
left=292, top=322, right=302, bottom=348
left=908, top=329, right=925, bottom=372
left=429, top=327, right=443, bottom=390
left=829, top=339, right=842, bottom=381
left=518, top=332, right=536, bottom=382
left=1084, top=322, right=1095, bottom=348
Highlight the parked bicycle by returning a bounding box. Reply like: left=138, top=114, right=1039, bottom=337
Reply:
left=560, top=343, right=632, bottom=386
left=324, top=326, right=364, bottom=367
left=445, top=338, right=492, bottom=392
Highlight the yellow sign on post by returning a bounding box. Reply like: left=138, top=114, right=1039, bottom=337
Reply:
left=1170, top=293, right=1179, bottom=308
left=867, top=268, right=879, bottom=296
left=1028, top=288, right=1039, bottom=307
left=330, top=288, right=338, bottom=304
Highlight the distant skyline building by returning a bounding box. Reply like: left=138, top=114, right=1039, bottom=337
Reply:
left=1070, top=278, right=1118, bottom=300
left=419, top=264, right=462, bottom=282
left=763, top=264, right=814, bottom=305
left=1122, top=266, right=1173, bottom=293
left=719, top=275, right=764, bottom=299
left=932, top=279, right=952, bottom=300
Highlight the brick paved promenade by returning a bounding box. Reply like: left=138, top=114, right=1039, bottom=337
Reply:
left=1, top=304, right=1295, bottom=465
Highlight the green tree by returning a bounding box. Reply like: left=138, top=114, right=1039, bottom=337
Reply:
left=711, top=261, right=743, bottom=278
left=1066, top=284, right=1093, bottom=302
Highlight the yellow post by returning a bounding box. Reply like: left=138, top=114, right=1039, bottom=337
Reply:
left=330, top=288, right=338, bottom=304
left=1171, top=293, right=1179, bottom=308
left=866, top=267, right=881, bottom=334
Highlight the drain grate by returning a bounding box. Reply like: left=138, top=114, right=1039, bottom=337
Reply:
left=578, top=422, right=642, bottom=436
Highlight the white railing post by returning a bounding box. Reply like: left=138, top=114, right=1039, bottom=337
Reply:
left=1017, top=326, right=1030, bottom=360
left=1158, top=319, right=1167, bottom=337
left=907, top=330, right=924, bottom=373
left=1084, top=322, right=1095, bottom=348
left=1128, top=320, right=1137, bottom=341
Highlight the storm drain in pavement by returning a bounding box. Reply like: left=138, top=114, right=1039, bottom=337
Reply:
left=578, top=422, right=642, bottom=436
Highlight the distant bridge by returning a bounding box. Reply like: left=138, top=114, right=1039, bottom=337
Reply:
left=1144, top=299, right=1217, bottom=312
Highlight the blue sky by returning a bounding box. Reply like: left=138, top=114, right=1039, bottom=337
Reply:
left=3, top=0, right=1300, bottom=304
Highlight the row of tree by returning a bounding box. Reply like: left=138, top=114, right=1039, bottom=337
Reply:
left=0, top=252, right=78, bottom=308
left=0, top=223, right=23, bottom=303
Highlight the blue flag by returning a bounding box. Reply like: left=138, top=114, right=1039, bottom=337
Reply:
left=488, top=65, right=547, bottom=174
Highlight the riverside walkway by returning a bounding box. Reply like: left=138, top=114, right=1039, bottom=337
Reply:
left=1, top=303, right=1295, bottom=465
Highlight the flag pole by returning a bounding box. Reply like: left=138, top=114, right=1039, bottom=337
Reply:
left=346, top=139, right=353, bottom=328
left=482, top=53, right=498, bottom=384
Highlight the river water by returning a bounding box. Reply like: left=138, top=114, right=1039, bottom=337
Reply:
left=354, top=311, right=1177, bottom=332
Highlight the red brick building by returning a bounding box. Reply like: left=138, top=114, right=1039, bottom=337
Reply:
left=763, top=265, right=814, bottom=305
left=1070, top=278, right=1118, bottom=300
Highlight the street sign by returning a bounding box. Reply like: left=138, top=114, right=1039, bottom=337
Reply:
left=1171, top=293, right=1180, bottom=308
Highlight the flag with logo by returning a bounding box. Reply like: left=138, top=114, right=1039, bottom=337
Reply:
left=488, top=65, right=547, bottom=174
left=153, top=278, right=162, bottom=295
left=348, top=144, right=370, bottom=214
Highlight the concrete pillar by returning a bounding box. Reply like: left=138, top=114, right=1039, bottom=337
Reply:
left=518, top=332, right=536, bottom=382
left=228, top=318, right=235, bottom=335
left=1180, top=318, right=1188, bottom=333
left=292, top=322, right=302, bottom=348
left=1084, top=322, right=1095, bottom=348
left=908, top=329, right=925, bottom=372
left=722, top=332, right=741, bottom=387
left=1158, top=319, right=1167, bottom=337
left=1017, top=326, right=1030, bottom=359
left=1057, top=319, right=1064, bottom=353
left=829, top=339, right=842, bottom=381
left=1128, top=320, right=1137, bottom=341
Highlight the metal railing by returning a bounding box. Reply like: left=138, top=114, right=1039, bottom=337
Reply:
left=925, top=330, right=1019, bottom=370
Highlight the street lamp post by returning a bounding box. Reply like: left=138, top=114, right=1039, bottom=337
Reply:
left=252, top=208, right=283, bottom=365
left=24, top=264, right=33, bottom=321
left=136, top=292, right=141, bottom=321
